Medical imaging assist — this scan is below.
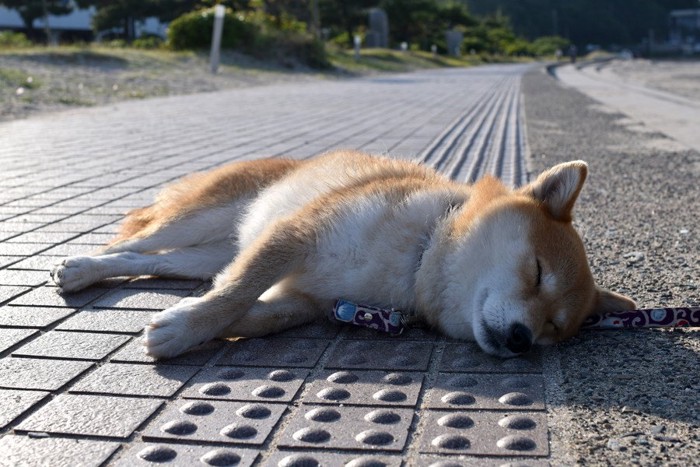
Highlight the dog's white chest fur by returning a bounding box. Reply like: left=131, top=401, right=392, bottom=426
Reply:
left=238, top=169, right=455, bottom=310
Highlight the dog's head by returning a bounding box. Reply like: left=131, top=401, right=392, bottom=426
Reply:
left=440, top=161, right=636, bottom=357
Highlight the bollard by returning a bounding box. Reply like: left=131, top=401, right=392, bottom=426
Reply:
left=210, top=5, right=225, bottom=74
left=354, top=34, right=361, bottom=61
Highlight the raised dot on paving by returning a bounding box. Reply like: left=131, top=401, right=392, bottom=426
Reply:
left=142, top=399, right=285, bottom=445
left=279, top=405, right=413, bottom=451
left=425, top=372, right=544, bottom=410
left=325, top=341, right=433, bottom=370
left=440, top=342, right=542, bottom=373
left=418, top=410, right=548, bottom=456
left=265, top=451, right=401, bottom=467
left=113, top=442, right=258, bottom=466
left=181, top=366, right=308, bottom=402
left=303, top=370, right=423, bottom=407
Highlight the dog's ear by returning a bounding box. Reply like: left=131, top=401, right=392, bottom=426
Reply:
left=591, top=287, right=637, bottom=315
left=520, top=161, right=588, bottom=221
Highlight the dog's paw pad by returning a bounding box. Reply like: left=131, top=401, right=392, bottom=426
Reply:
left=51, top=256, right=97, bottom=292
left=143, top=303, right=204, bottom=359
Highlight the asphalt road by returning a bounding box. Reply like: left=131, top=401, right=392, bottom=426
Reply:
left=524, top=64, right=699, bottom=466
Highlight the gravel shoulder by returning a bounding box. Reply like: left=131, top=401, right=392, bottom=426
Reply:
left=523, top=67, right=699, bottom=466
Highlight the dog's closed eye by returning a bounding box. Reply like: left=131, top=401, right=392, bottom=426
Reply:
left=544, top=321, right=558, bottom=334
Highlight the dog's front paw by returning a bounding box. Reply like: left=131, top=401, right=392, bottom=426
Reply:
left=51, top=256, right=98, bottom=293
left=144, top=300, right=207, bottom=359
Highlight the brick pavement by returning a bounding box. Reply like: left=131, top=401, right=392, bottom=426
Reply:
left=0, top=64, right=549, bottom=466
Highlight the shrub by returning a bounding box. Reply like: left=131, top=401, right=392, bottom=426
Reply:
left=167, top=7, right=256, bottom=50
left=132, top=35, right=164, bottom=49
left=503, top=38, right=533, bottom=56
left=168, top=7, right=329, bottom=69
left=0, top=31, right=32, bottom=48
left=531, top=36, right=570, bottom=56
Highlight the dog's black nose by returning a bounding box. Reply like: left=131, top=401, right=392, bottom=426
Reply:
left=506, top=323, right=532, bottom=354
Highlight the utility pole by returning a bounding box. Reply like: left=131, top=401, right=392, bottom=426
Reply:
left=210, top=5, right=226, bottom=74
left=41, top=0, right=52, bottom=46
left=310, top=0, right=320, bottom=40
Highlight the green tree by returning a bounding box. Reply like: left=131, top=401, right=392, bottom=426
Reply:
left=462, top=0, right=699, bottom=47
left=319, top=0, right=377, bottom=47
left=75, top=0, right=217, bottom=40
left=378, top=0, right=476, bottom=50
left=0, top=0, right=73, bottom=39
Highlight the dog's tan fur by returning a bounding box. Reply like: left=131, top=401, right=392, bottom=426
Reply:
left=52, top=150, right=635, bottom=358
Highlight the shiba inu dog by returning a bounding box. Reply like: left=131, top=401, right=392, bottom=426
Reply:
left=51, top=150, right=635, bottom=358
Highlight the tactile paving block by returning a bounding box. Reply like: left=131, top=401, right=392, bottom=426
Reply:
left=13, top=330, right=130, bottom=360
left=0, top=285, right=32, bottom=303
left=0, top=389, right=50, bottom=429
left=92, top=288, right=190, bottom=310
left=278, top=405, right=414, bottom=451
left=340, top=323, right=438, bottom=341
left=417, top=410, right=549, bottom=456
left=0, top=328, right=37, bottom=353
left=110, top=337, right=223, bottom=365
left=69, top=362, right=199, bottom=397
left=276, top=320, right=341, bottom=339
left=56, top=308, right=156, bottom=333
left=303, top=370, right=423, bottom=407
left=114, top=443, right=258, bottom=467
left=264, top=451, right=402, bottom=467
left=15, top=394, right=162, bottom=438
left=143, top=399, right=286, bottom=445
left=9, top=286, right=109, bottom=308
left=425, top=373, right=545, bottom=411
left=440, top=342, right=542, bottom=373
left=0, top=305, right=76, bottom=328
left=125, top=278, right=204, bottom=290
left=325, top=340, right=433, bottom=370
left=0, top=435, right=119, bottom=467
left=215, top=338, right=329, bottom=368
left=182, top=366, right=308, bottom=403
left=0, top=269, right=50, bottom=286
left=0, top=357, right=92, bottom=390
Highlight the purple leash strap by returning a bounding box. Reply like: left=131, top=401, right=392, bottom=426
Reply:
left=329, top=299, right=409, bottom=336
left=329, top=300, right=699, bottom=334
left=581, top=307, right=700, bottom=329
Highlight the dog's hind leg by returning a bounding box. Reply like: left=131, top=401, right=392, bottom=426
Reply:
left=104, top=158, right=301, bottom=254
left=143, top=216, right=317, bottom=358
left=52, top=241, right=235, bottom=292
left=102, top=203, right=246, bottom=255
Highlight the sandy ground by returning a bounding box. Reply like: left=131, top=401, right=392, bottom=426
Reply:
left=606, top=58, right=700, bottom=102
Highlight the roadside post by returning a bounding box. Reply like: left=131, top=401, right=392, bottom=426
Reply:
left=354, top=35, right=362, bottom=61
left=210, top=5, right=225, bottom=74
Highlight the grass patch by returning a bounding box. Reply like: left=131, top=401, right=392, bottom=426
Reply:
left=0, top=67, right=41, bottom=88
left=326, top=47, right=489, bottom=74
left=57, top=96, right=96, bottom=106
